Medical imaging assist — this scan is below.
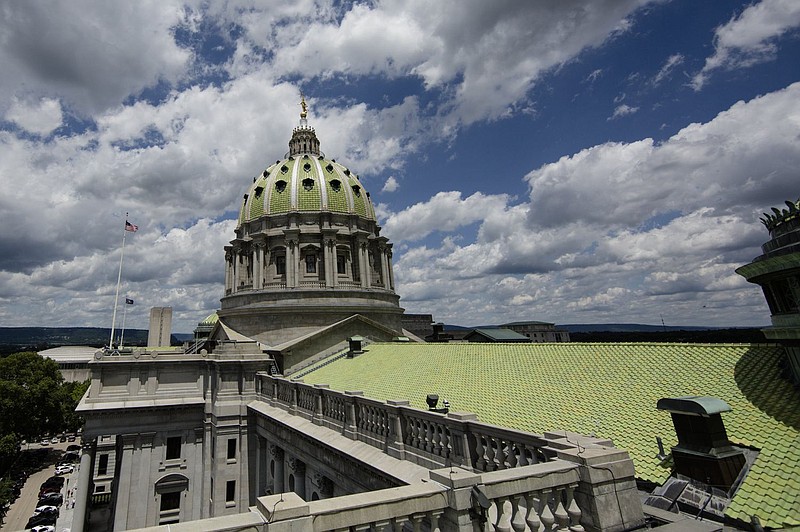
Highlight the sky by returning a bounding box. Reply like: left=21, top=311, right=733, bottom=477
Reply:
left=1, top=0, right=799, bottom=334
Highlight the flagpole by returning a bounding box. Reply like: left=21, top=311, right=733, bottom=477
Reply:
left=109, top=214, right=128, bottom=349
left=120, top=299, right=128, bottom=348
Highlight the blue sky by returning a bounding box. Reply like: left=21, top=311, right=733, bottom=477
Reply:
left=1, top=0, right=799, bottom=333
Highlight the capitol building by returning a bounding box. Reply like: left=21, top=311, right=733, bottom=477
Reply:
left=72, top=103, right=800, bottom=532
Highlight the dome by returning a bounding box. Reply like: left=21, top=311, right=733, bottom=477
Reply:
left=218, top=98, right=403, bottom=349
left=236, top=120, right=375, bottom=226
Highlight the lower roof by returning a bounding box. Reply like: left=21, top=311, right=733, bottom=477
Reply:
left=300, top=342, right=800, bottom=529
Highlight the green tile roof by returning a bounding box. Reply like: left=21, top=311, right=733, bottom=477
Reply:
left=236, top=158, right=377, bottom=224
left=301, top=342, right=800, bottom=528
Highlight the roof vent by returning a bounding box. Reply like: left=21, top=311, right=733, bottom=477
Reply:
left=657, top=396, right=746, bottom=491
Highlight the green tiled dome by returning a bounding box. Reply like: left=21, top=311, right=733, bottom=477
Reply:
left=237, top=125, right=376, bottom=226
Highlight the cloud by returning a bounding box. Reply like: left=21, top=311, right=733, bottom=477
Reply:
left=383, top=191, right=511, bottom=242
left=392, top=83, right=800, bottom=326
left=651, top=53, right=684, bottom=86
left=609, top=104, right=639, bottom=120
left=382, top=176, right=399, bottom=193
left=246, top=0, right=655, bottom=125
left=5, top=97, right=63, bottom=136
left=0, top=1, right=192, bottom=115
left=692, top=0, right=800, bottom=89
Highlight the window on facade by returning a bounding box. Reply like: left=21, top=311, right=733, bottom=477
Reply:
left=330, top=179, right=341, bottom=192
left=302, top=178, right=314, bottom=191
left=303, top=162, right=311, bottom=172
left=306, top=254, right=317, bottom=273
left=166, top=437, right=181, bottom=460
left=280, top=165, right=289, bottom=174
left=276, top=256, right=286, bottom=275
left=98, top=454, right=109, bottom=476
left=276, top=180, right=287, bottom=193
left=337, top=254, right=346, bottom=275
left=352, top=185, right=361, bottom=197
left=226, top=480, right=236, bottom=503
left=160, top=491, right=181, bottom=512
left=227, top=438, right=236, bottom=460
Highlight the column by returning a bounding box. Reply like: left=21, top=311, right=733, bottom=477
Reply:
left=71, top=438, right=96, bottom=532
left=113, top=434, right=139, bottom=531
left=359, top=242, right=370, bottom=288
left=253, top=244, right=262, bottom=289
left=232, top=250, right=240, bottom=291
left=379, top=244, right=389, bottom=288
left=132, top=432, right=155, bottom=526
left=386, top=244, right=394, bottom=290
left=224, top=250, right=232, bottom=293
left=269, top=445, right=285, bottom=494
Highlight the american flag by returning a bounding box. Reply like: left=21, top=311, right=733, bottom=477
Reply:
left=125, top=221, right=138, bottom=232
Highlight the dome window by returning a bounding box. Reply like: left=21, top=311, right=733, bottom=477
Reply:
left=263, top=170, right=269, bottom=177
left=276, top=180, right=287, bottom=193
left=351, top=185, right=361, bottom=197
left=303, top=154, right=309, bottom=159
left=344, top=169, right=351, bottom=176
left=330, top=179, right=341, bottom=192
left=280, top=165, right=289, bottom=174
left=325, top=164, right=334, bottom=173
left=302, top=178, right=314, bottom=191
left=254, top=186, right=264, bottom=197
left=303, top=163, right=311, bottom=172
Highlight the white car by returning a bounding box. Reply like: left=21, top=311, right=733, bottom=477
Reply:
left=34, top=505, right=59, bottom=514
left=31, top=526, right=55, bottom=532
left=54, top=465, right=73, bottom=475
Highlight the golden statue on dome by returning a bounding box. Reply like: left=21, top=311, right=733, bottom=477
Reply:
left=300, top=94, right=308, bottom=119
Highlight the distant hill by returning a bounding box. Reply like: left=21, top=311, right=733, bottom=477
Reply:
left=562, top=323, right=732, bottom=333
left=443, top=323, right=768, bottom=344
left=0, top=327, right=187, bottom=355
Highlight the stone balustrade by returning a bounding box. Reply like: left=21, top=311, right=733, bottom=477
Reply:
left=255, top=373, right=645, bottom=532
left=259, top=374, right=555, bottom=472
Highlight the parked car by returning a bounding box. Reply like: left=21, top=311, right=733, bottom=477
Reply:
left=39, top=439, right=49, bottom=446
left=41, top=476, right=65, bottom=487
left=54, top=464, right=73, bottom=475
left=50, top=437, right=59, bottom=444
left=61, top=451, right=79, bottom=462
left=38, top=493, right=63, bottom=506
left=31, top=525, right=56, bottom=532
left=26, top=512, right=56, bottom=528
left=34, top=504, right=59, bottom=516
left=67, top=435, right=76, bottom=442
left=66, top=444, right=80, bottom=451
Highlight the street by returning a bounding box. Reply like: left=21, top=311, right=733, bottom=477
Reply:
left=1, top=440, right=78, bottom=532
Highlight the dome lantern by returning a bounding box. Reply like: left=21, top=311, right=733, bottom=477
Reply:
left=289, top=95, right=320, bottom=157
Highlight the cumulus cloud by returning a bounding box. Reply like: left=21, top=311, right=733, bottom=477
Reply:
left=5, top=97, right=63, bottom=136
left=692, top=0, right=800, bottom=89
left=383, top=191, right=511, bottom=242
left=392, top=84, right=800, bottom=326
left=382, top=176, right=399, bottom=193
left=244, top=0, right=654, bottom=125
left=0, top=1, right=192, bottom=115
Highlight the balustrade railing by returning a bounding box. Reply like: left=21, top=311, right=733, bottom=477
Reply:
left=245, top=374, right=644, bottom=532
left=257, top=374, right=554, bottom=472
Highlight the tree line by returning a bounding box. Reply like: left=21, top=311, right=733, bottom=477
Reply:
left=0, top=351, right=89, bottom=517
